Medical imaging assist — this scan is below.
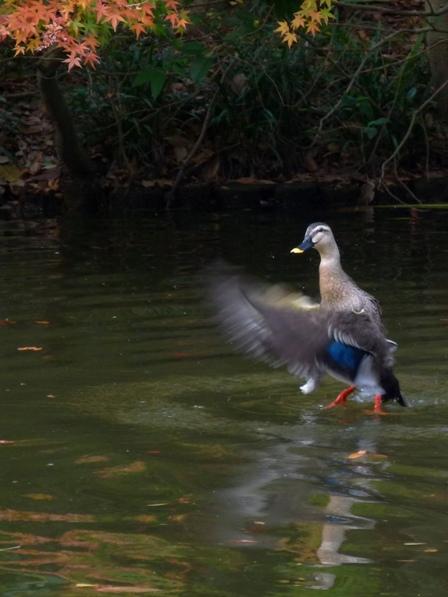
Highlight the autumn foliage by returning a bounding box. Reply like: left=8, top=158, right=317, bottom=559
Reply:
left=0, top=0, right=189, bottom=70
left=276, top=0, right=334, bottom=46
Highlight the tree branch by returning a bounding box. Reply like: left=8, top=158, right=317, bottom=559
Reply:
left=336, top=0, right=448, bottom=18
left=380, top=77, right=448, bottom=184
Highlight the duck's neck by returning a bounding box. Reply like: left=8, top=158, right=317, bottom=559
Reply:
left=317, top=244, right=345, bottom=305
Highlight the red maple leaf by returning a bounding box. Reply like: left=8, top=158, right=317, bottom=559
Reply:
left=165, top=12, right=179, bottom=28
left=104, top=11, right=125, bottom=31
left=63, top=52, right=82, bottom=71
left=130, top=22, right=146, bottom=38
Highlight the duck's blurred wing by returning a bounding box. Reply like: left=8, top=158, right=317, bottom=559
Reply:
left=206, top=266, right=327, bottom=379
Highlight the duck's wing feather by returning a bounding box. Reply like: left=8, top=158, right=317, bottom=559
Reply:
left=206, top=263, right=394, bottom=379
left=207, top=267, right=326, bottom=378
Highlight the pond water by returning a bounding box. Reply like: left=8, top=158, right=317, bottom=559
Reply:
left=0, top=206, right=447, bottom=596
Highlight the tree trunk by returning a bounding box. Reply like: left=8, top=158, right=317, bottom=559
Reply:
left=38, top=49, right=99, bottom=213
left=426, top=1, right=448, bottom=119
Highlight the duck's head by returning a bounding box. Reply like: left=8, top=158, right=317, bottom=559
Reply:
left=291, top=222, right=336, bottom=256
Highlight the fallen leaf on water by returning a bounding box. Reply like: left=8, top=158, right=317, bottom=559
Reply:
left=0, top=509, right=94, bottom=523
left=75, top=455, right=110, bottom=465
left=17, top=346, right=43, bottom=352
left=230, top=538, right=257, bottom=545
left=24, top=493, right=54, bottom=501
left=424, top=548, right=438, bottom=553
left=404, top=542, right=426, bottom=546
left=75, top=585, right=160, bottom=593
left=132, top=514, right=157, bottom=524
left=35, top=320, right=50, bottom=325
left=97, top=460, right=146, bottom=479
left=95, top=587, right=160, bottom=593
left=168, top=514, right=187, bottom=523
left=0, top=319, right=16, bottom=326
left=146, top=450, right=161, bottom=456
left=347, top=450, right=387, bottom=461
left=146, top=502, right=169, bottom=508
left=0, top=440, right=15, bottom=446
left=347, top=450, right=368, bottom=460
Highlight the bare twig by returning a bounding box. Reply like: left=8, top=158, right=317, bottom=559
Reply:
left=336, top=0, right=448, bottom=18
left=164, top=55, right=239, bottom=208
left=420, top=118, right=431, bottom=179
left=165, top=88, right=218, bottom=209
left=310, top=28, right=415, bottom=147
left=378, top=178, right=408, bottom=204
left=393, top=159, right=421, bottom=203
left=380, top=77, right=448, bottom=184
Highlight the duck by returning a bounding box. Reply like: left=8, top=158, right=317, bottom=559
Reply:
left=207, top=223, right=406, bottom=414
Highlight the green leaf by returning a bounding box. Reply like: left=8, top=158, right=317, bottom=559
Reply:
left=190, top=56, right=214, bottom=85
left=133, top=67, right=167, bottom=100
left=368, top=117, right=388, bottom=127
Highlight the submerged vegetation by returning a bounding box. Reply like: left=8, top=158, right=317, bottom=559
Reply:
left=1, top=1, right=448, bottom=210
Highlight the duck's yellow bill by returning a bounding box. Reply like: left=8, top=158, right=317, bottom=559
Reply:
left=290, top=247, right=304, bottom=254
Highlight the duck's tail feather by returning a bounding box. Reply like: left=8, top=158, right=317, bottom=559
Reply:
left=380, top=368, right=407, bottom=407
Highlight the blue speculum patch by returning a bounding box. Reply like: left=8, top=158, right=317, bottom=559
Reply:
left=325, top=341, right=368, bottom=377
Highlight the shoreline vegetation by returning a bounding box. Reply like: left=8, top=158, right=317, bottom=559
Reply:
left=2, top=1, right=448, bottom=214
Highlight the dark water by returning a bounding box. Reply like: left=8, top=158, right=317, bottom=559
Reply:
left=0, top=207, right=447, bottom=596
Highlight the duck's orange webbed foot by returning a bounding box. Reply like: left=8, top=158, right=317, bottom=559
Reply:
left=324, top=385, right=356, bottom=410
left=365, top=394, right=389, bottom=416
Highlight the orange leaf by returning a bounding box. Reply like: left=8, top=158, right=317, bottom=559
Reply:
left=347, top=449, right=387, bottom=461
left=17, top=346, right=43, bottom=352
left=63, top=54, right=82, bottom=71
left=24, top=493, right=54, bottom=501
left=97, top=460, right=146, bottom=479
left=132, top=514, right=157, bottom=524
left=104, top=12, right=125, bottom=31
left=347, top=449, right=368, bottom=460
left=95, top=586, right=160, bottom=593
left=75, top=455, right=110, bottom=464
left=0, top=319, right=16, bottom=326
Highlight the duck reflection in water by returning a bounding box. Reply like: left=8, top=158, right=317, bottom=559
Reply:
left=213, top=421, right=383, bottom=590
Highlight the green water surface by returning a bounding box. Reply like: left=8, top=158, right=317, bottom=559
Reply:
left=0, top=207, right=447, bottom=596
